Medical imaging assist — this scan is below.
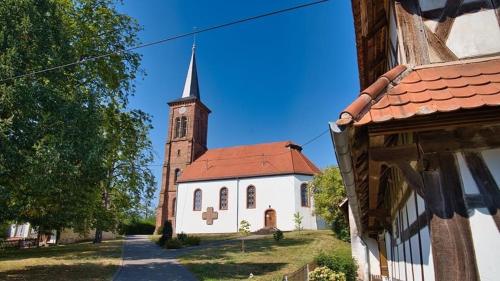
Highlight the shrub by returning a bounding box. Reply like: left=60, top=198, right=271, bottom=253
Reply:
left=273, top=229, right=284, bottom=242
left=177, top=232, right=188, bottom=242
left=309, top=266, right=346, bottom=281
left=165, top=238, right=183, bottom=249
left=183, top=236, right=201, bottom=246
left=158, top=220, right=173, bottom=247
left=315, top=252, right=357, bottom=281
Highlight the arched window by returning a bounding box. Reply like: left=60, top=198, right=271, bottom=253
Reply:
left=193, top=189, right=202, bottom=211
left=301, top=184, right=310, bottom=207
left=247, top=185, right=256, bottom=209
left=174, top=117, right=181, bottom=138
left=180, top=116, right=187, bottom=137
left=219, top=187, right=228, bottom=210
left=174, top=168, right=181, bottom=184
left=172, top=198, right=176, bottom=217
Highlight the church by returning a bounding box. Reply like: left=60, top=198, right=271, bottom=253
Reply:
left=156, top=45, right=321, bottom=233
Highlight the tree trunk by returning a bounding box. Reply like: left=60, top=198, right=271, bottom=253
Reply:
left=94, top=228, right=103, bottom=243
left=241, top=239, right=245, bottom=252
left=94, top=187, right=110, bottom=244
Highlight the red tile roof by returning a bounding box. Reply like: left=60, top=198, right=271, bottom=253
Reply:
left=337, top=57, right=500, bottom=126
left=178, top=141, right=320, bottom=183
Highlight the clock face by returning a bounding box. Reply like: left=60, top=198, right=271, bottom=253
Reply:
left=178, top=106, right=187, bottom=114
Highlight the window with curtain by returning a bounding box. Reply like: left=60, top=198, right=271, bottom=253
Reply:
left=247, top=185, right=256, bottom=209
left=301, top=184, right=309, bottom=207
left=193, top=189, right=202, bottom=211
left=219, top=187, right=228, bottom=210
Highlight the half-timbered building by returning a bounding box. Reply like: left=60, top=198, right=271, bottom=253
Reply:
left=330, top=1, right=500, bottom=280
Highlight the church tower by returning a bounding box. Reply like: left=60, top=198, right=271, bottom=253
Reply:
left=156, top=45, right=210, bottom=232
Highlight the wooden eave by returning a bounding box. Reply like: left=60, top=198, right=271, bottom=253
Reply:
left=351, top=0, right=390, bottom=89
left=349, top=106, right=500, bottom=232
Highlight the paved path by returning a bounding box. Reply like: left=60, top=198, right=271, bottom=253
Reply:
left=113, top=235, right=197, bottom=281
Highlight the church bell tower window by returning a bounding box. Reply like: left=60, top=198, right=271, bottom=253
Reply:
left=180, top=116, right=187, bottom=137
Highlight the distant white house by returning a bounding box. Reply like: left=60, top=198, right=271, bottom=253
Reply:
left=174, top=141, right=322, bottom=234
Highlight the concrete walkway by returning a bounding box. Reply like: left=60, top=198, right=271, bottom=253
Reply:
left=113, top=235, right=197, bottom=281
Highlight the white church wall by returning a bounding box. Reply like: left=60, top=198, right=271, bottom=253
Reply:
left=175, top=179, right=238, bottom=234
left=238, top=175, right=297, bottom=232
left=293, top=174, right=317, bottom=230
left=175, top=174, right=313, bottom=234
left=456, top=151, right=500, bottom=281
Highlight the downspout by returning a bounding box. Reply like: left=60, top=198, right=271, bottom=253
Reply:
left=329, top=122, right=363, bottom=233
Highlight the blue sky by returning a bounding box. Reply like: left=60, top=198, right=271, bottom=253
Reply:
left=118, top=0, right=360, bottom=199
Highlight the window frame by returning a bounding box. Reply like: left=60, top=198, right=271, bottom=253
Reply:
left=219, top=187, right=228, bottom=210
left=174, top=117, right=181, bottom=138
left=246, top=185, right=256, bottom=209
left=300, top=183, right=310, bottom=207
left=180, top=116, right=188, bottom=138
left=193, top=189, right=202, bottom=211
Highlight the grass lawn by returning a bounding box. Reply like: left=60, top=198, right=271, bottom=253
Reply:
left=0, top=239, right=123, bottom=281
left=178, top=230, right=351, bottom=281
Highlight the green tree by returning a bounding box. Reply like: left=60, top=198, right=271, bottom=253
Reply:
left=0, top=0, right=151, bottom=240
left=238, top=220, right=251, bottom=252
left=294, top=212, right=303, bottom=231
left=311, top=167, right=349, bottom=241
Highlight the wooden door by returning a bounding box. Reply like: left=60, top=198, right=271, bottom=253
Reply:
left=265, top=209, right=276, bottom=228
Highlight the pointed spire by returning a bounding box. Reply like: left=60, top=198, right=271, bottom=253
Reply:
left=181, top=44, right=200, bottom=99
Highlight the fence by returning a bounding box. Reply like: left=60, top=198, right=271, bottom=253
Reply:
left=283, top=262, right=317, bottom=281
left=0, top=238, right=38, bottom=250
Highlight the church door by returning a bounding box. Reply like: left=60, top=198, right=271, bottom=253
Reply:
left=264, top=209, right=276, bottom=228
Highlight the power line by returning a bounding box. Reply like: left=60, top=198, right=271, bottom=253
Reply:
left=144, top=128, right=331, bottom=167
left=0, top=0, right=330, bottom=83
left=300, top=128, right=329, bottom=147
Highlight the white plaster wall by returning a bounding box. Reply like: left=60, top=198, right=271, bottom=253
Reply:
left=366, top=237, right=381, bottom=276
left=293, top=174, right=317, bottom=230
left=238, top=175, right=297, bottom=232
left=175, top=174, right=316, bottom=234
left=348, top=205, right=369, bottom=281
left=481, top=149, right=500, bottom=186
left=447, top=9, right=500, bottom=58
left=176, top=179, right=238, bottom=234
left=456, top=151, right=500, bottom=281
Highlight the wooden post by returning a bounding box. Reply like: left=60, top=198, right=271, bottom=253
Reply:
left=423, top=153, right=479, bottom=281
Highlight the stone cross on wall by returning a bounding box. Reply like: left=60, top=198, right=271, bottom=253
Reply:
left=202, top=207, right=218, bottom=225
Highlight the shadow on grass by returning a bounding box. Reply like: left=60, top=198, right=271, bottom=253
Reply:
left=0, top=240, right=123, bottom=262
left=0, top=262, right=118, bottom=281
left=181, top=236, right=313, bottom=261
left=184, top=262, right=287, bottom=280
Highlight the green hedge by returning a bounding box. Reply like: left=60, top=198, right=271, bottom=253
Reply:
left=315, top=252, right=357, bottom=281
left=119, top=219, right=155, bottom=235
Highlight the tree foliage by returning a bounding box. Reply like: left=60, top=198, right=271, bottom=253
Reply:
left=311, top=167, right=349, bottom=241
left=0, top=0, right=154, bottom=240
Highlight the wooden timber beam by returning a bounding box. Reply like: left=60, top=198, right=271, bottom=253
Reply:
left=368, top=135, right=385, bottom=227
left=419, top=125, right=500, bottom=153
left=395, top=0, right=430, bottom=65
left=422, top=153, right=479, bottom=281
left=369, top=143, right=425, bottom=198
left=435, top=0, right=464, bottom=41
left=424, top=25, right=458, bottom=61
left=369, top=144, right=419, bottom=162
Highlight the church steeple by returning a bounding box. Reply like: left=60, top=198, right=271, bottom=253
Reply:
left=181, top=44, right=200, bottom=99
